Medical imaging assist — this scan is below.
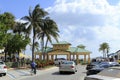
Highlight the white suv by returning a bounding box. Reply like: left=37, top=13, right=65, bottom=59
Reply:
left=54, top=58, right=66, bottom=65
left=0, top=61, right=7, bottom=76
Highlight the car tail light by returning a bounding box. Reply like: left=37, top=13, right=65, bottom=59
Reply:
left=4, top=66, right=7, bottom=69
left=71, top=66, right=74, bottom=68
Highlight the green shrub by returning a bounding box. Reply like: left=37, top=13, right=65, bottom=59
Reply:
left=11, top=62, right=19, bottom=68
left=5, top=62, right=13, bottom=68
left=5, top=62, right=19, bottom=68
left=35, top=59, right=54, bottom=68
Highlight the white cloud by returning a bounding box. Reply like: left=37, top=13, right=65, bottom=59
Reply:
left=93, top=26, right=120, bottom=41
left=45, top=0, right=120, bottom=58
left=15, top=19, right=27, bottom=23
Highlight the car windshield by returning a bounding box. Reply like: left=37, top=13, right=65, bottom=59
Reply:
left=90, top=62, right=100, bottom=65
left=99, top=62, right=109, bottom=65
left=98, top=64, right=110, bottom=68
left=98, top=68, right=120, bottom=78
left=63, top=61, right=73, bottom=64
left=55, top=58, right=66, bottom=60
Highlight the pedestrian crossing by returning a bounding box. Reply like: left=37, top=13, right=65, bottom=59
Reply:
left=0, top=69, right=32, bottom=80
left=7, top=72, right=16, bottom=79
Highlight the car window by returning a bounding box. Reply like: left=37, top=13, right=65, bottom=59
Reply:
left=55, top=59, right=58, bottom=61
left=99, top=64, right=110, bottom=68
left=0, top=62, right=4, bottom=64
left=98, top=68, right=120, bottom=78
left=99, top=62, right=109, bottom=65
left=60, top=58, right=66, bottom=60
left=90, top=62, right=100, bottom=65
left=55, top=58, right=66, bottom=61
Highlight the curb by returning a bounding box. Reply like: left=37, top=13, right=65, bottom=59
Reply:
left=8, top=67, right=29, bottom=70
left=8, top=66, right=58, bottom=71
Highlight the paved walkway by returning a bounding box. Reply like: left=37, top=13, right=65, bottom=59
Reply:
left=0, top=66, right=58, bottom=80
left=0, top=65, right=87, bottom=80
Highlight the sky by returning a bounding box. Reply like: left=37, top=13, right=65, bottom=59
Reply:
left=0, top=0, right=120, bottom=58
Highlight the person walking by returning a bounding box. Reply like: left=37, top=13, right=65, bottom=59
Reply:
left=30, top=61, right=37, bottom=74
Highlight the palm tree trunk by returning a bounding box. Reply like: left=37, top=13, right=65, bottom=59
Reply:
left=103, top=50, right=105, bottom=58
left=103, top=53, right=104, bottom=58
left=4, top=45, right=7, bottom=62
left=18, top=51, right=20, bottom=67
left=45, top=38, right=48, bottom=52
left=45, top=38, right=48, bottom=61
left=41, top=34, right=45, bottom=60
left=32, top=28, right=35, bottom=62
left=4, top=51, right=7, bottom=62
left=32, top=37, right=35, bottom=62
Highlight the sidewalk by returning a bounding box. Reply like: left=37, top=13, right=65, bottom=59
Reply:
left=5, top=66, right=58, bottom=80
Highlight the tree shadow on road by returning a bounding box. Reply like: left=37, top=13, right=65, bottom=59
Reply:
left=20, top=73, right=32, bottom=76
left=20, top=72, right=38, bottom=76
left=52, top=72, right=74, bottom=75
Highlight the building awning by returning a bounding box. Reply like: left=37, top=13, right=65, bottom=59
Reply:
left=108, top=53, right=117, bottom=56
left=67, top=47, right=91, bottom=54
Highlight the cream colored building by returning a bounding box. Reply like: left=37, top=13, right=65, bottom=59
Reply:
left=35, top=41, right=91, bottom=64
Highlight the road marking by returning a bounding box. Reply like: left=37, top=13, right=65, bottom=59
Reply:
left=15, top=70, right=30, bottom=75
left=7, top=73, right=16, bottom=79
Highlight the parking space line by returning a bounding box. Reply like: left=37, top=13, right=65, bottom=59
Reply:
left=7, top=73, right=16, bottom=79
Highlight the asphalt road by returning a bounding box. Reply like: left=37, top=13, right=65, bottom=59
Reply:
left=0, top=64, right=87, bottom=80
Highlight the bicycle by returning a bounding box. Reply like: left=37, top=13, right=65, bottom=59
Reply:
left=30, top=70, right=34, bottom=75
left=30, top=69, right=36, bottom=75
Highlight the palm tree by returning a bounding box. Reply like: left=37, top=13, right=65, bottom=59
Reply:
left=12, top=22, right=28, bottom=61
left=77, top=44, right=86, bottom=49
left=29, top=42, right=39, bottom=52
left=99, top=42, right=110, bottom=58
left=22, top=4, right=48, bottom=61
left=13, top=22, right=26, bottom=35
left=34, top=42, right=39, bottom=51
left=37, top=17, right=59, bottom=60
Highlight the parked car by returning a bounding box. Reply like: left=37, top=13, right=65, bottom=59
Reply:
left=86, top=61, right=100, bottom=70
left=86, top=61, right=119, bottom=70
left=86, top=63, right=110, bottom=75
left=84, top=67, right=120, bottom=80
left=108, top=62, right=120, bottom=66
left=59, top=61, right=77, bottom=74
left=86, top=61, right=120, bottom=75
left=54, top=58, right=66, bottom=65
left=0, top=61, right=7, bottom=76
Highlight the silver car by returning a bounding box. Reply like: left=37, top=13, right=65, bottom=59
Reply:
left=54, top=58, right=66, bottom=65
left=0, top=61, right=7, bottom=76
left=59, top=61, right=77, bottom=74
left=84, top=67, right=120, bottom=80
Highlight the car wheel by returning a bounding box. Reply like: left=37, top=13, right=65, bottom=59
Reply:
left=59, top=71, right=62, bottom=74
left=72, top=71, right=75, bottom=74
left=0, top=74, right=2, bottom=77
left=59, top=62, right=60, bottom=65
left=3, top=73, right=6, bottom=76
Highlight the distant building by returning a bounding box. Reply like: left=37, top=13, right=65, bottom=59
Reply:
left=116, top=50, right=120, bottom=60
left=35, top=41, right=91, bottom=64
left=0, top=49, right=5, bottom=57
